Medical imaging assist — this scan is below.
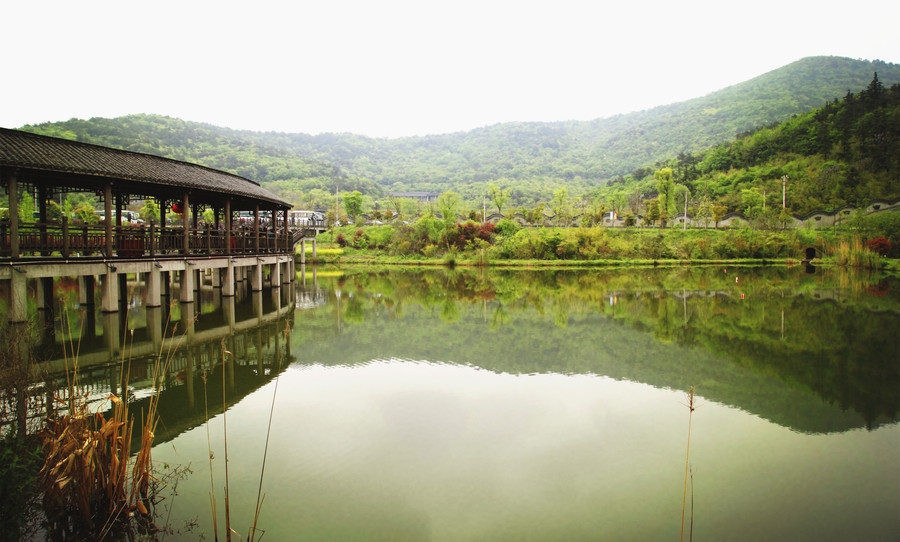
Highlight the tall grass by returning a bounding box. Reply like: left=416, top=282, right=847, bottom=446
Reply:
left=204, top=326, right=284, bottom=542
left=38, top=300, right=183, bottom=539
left=681, top=387, right=696, bottom=542
left=832, top=237, right=882, bottom=269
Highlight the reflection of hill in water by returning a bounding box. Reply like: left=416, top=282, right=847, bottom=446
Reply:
left=291, top=268, right=900, bottom=435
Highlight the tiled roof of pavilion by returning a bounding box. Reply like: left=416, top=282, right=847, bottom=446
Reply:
left=0, top=127, right=290, bottom=207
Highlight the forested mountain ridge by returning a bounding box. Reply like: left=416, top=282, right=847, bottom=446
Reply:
left=16, top=56, right=900, bottom=209
left=592, top=73, right=900, bottom=219
left=238, top=56, right=900, bottom=199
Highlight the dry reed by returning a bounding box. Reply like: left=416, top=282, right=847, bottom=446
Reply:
left=680, top=386, right=695, bottom=542
left=39, top=298, right=184, bottom=539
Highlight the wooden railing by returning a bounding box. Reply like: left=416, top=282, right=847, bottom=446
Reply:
left=0, top=220, right=295, bottom=259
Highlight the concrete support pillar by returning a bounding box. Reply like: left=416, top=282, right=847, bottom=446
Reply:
left=223, top=260, right=235, bottom=297
left=147, top=265, right=162, bottom=308
left=212, top=267, right=222, bottom=289
left=223, top=296, right=236, bottom=332
left=271, top=282, right=281, bottom=311
left=272, top=260, right=282, bottom=288
left=79, top=275, right=95, bottom=306
left=101, top=268, right=119, bottom=313
left=251, top=262, right=263, bottom=292
left=147, top=307, right=163, bottom=351
left=102, top=312, right=121, bottom=354
left=180, top=266, right=195, bottom=303
left=300, top=239, right=306, bottom=264
left=252, top=291, right=263, bottom=321
left=9, top=272, right=28, bottom=323
left=183, top=303, right=196, bottom=341
left=312, top=238, right=317, bottom=258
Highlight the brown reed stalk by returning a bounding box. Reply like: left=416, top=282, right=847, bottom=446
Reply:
left=689, top=466, right=695, bottom=542
left=42, top=296, right=186, bottom=540
left=222, top=340, right=233, bottom=542
left=680, top=386, right=695, bottom=542
left=202, top=368, right=219, bottom=542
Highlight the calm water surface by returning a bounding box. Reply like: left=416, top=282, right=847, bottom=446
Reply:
left=45, top=266, right=900, bottom=540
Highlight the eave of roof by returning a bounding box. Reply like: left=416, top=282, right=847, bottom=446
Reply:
left=0, top=128, right=290, bottom=208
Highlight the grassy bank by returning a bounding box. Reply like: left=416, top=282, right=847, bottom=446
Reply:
left=303, top=223, right=898, bottom=274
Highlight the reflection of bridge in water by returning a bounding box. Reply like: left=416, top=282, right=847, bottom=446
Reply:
left=2, top=266, right=327, bottom=442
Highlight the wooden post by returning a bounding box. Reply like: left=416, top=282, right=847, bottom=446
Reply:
left=38, top=184, right=48, bottom=255
left=149, top=221, right=156, bottom=257
left=62, top=216, right=70, bottom=258
left=254, top=204, right=260, bottom=253
left=104, top=183, right=113, bottom=257
left=283, top=208, right=290, bottom=253
left=159, top=198, right=167, bottom=253
left=115, top=192, right=123, bottom=256
left=7, top=171, right=19, bottom=259
left=273, top=208, right=279, bottom=253
left=182, top=193, right=190, bottom=254
left=225, top=199, right=232, bottom=255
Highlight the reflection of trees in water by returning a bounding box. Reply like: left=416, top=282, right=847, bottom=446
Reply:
left=306, top=266, right=900, bottom=432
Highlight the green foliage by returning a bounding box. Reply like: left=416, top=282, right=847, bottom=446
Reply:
left=17, top=192, right=35, bottom=222
left=488, top=183, right=510, bottom=216
left=343, top=191, right=364, bottom=219
left=140, top=199, right=160, bottom=223
left=328, top=219, right=886, bottom=265
left=20, top=58, right=899, bottom=213
left=495, top=218, right=520, bottom=237
left=72, top=205, right=100, bottom=225
left=655, top=167, right=676, bottom=219
left=437, top=192, right=462, bottom=223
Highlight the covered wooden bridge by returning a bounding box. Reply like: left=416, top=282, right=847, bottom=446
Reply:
left=0, top=127, right=316, bottom=323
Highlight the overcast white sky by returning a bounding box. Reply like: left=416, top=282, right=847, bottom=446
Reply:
left=2, top=0, right=898, bottom=138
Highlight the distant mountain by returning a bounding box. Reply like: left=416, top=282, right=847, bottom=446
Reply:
left=18, top=56, right=900, bottom=207
left=228, top=56, right=900, bottom=202
left=594, top=73, right=900, bottom=218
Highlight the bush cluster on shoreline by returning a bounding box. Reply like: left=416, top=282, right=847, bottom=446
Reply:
left=315, top=213, right=900, bottom=269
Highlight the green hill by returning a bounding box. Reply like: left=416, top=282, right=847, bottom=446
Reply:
left=17, top=56, right=900, bottom=210
left=238, top=56, right=900, bottom=202
left=594, top=72, right=900, bottom=218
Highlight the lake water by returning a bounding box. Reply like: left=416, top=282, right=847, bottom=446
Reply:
left=33, top=265, right=900, bottom=540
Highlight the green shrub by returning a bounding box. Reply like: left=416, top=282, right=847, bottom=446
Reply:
left=495, top=218, right=520, bottom=237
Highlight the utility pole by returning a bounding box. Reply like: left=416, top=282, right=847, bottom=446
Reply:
left=683, top=191, right=689, bottom=231
left=782, top=175, right=788, bottom=209
left=482, top=194, right=486, bottom=224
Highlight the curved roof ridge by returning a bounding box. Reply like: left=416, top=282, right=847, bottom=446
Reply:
left=0, top=127, right=289, bottom=207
